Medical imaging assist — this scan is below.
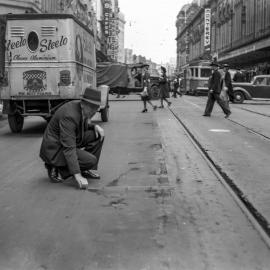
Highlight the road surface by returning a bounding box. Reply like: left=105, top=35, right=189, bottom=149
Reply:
left=0, top=98, right=269, bottom=270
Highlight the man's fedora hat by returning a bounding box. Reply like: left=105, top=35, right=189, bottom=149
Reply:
left=223, top=64, right=230, bottom=68
left=81, top=87, right=101, bottom=106
left=210, top=61, right=219, bottom=67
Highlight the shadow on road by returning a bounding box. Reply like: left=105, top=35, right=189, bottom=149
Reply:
left=0, top=119, right=47, bottom=138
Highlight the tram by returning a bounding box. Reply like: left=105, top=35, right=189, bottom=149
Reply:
left=183, top=61, right=212, bottom=96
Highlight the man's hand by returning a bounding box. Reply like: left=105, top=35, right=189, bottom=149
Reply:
left=209, top=89, right=214, bottom=93
left=74, top=173, right=88, bottom=189
left=94, top=125, right=105, bottom=140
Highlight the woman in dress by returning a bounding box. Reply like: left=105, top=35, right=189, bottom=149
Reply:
left=158, top=66, right=171, bottom=108
left=141, top=65, right=157, bottom=113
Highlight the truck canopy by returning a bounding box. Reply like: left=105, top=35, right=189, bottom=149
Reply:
left=96, top=62, right=129, bottom=88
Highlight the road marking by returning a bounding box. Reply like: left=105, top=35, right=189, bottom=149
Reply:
left=209, top=129, right=231, bottom=132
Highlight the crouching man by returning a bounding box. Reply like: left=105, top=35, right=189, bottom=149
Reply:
left=40, top=87, right=104, bottom=189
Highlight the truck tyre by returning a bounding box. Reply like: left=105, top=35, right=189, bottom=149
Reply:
left=8, top=113, right=24, bottom=133
left=101, top=101, right=109, bottom=122
left=233, top=91, right=245, bottom=104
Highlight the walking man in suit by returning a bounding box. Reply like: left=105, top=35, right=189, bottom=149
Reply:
left=203, top=62, right=231, bottom=118
left=40, top=87, right=104, bottom=189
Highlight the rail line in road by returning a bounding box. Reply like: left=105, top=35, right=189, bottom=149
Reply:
left=228, top=118, right=270, bottom=141
left=184, top=98, right=270, bottom=142
left=169, top=107, right=270, bottom=250
left=237, top=107, right=270, bottom=118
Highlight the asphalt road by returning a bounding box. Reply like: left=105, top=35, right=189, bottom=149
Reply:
left=0, top=99, right=270, bottom=270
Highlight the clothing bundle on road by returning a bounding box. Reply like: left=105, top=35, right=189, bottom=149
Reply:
left=40, top=87, right=105, bottom=190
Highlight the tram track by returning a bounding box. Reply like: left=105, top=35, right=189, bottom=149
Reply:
left=185, top=98, right=270, bottom=142
left=237, top=106, right=270, bottom=118
left=228, top=118, right=270, bottom=141
left=168, top=107, right=270, bottom=249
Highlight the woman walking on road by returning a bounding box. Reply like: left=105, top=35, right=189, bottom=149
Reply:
left=158, top=66, right=171, bottom=108
left=141, top=65, right=157, bottom=113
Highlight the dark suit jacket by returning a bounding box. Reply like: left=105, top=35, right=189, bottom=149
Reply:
left=40, top=100, right=94, bottom=175
left=224, top=71, right=233, bottom=94
left=209, top=70, right=222, bottom=93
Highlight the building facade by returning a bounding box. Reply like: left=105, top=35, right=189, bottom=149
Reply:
left=176, top=0, right=270, bottom=75
left=117, top=11, right=125, bottom=63
left=0, top=0, right=42, bottom=14
left=124, top=48, right=133, bottom=64
left=102, top=0, right=120, bottom=62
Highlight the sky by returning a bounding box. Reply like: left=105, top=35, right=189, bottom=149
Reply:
left=118, top=0, right=191, bottom=64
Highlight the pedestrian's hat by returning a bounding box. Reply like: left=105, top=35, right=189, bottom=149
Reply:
left=210, top=61, right=219, bottom=67
left=161, top=66, right=167, bottom=73
left=223, top=64, right=230, bottom=68
left=81, top=86, right=101, bottom=106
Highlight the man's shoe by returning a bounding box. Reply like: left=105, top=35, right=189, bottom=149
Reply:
left=225, top=112, right=231, bottom=118
left=141, top=108, right=147, bottom=113
left=168, top=102, right=172, bottom=107
left=202, top=114, right=211, bottom=117
left=82, top=170, right=100, bottom=179
left=45, top=164, right=63, bottom=183
left=153, top=105, right=157, bottom=111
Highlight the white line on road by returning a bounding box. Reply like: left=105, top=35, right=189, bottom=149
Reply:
left=209, top=129, right=231, bottom=132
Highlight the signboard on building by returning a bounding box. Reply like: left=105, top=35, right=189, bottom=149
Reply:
left=103, top=0, right=112, bottom=37
left=204, top=8, right=211, bottom=51
left=103, top=0, right=119, bottom=61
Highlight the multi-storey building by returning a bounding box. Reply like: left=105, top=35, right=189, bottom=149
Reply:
left=124, top=48, right=133, bottom=64
left=102, top=0, right=119, bottom=62
left=176, top=0, right=270, bottom=75
left=117, top=11, right=125, bottom=63
left=0, top=0, right=42, bottom=14
left=0, top=0, right=126, bottom=64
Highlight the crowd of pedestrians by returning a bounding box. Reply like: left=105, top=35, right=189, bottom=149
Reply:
left=139, top=60, right=236, bottom=120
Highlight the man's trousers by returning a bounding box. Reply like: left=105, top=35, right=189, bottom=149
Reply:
left=58, top=130, right=104, bottom=178
left=204, top=92, right=231, bottom=116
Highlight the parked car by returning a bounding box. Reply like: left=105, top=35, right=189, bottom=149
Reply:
left=232, top=75, right=270, bottom=103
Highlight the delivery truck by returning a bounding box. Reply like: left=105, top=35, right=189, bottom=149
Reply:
left=0, top=13, right=109, bottom=133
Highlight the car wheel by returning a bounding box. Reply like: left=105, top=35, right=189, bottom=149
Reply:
left=233, top=91, right=245, bottom=104
left=8, top=113, right=24, bottom=133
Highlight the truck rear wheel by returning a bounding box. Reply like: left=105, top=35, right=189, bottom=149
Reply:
left=8, top=113, right=24, bottom=133
left=101, top=101, right=109, bottom=122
